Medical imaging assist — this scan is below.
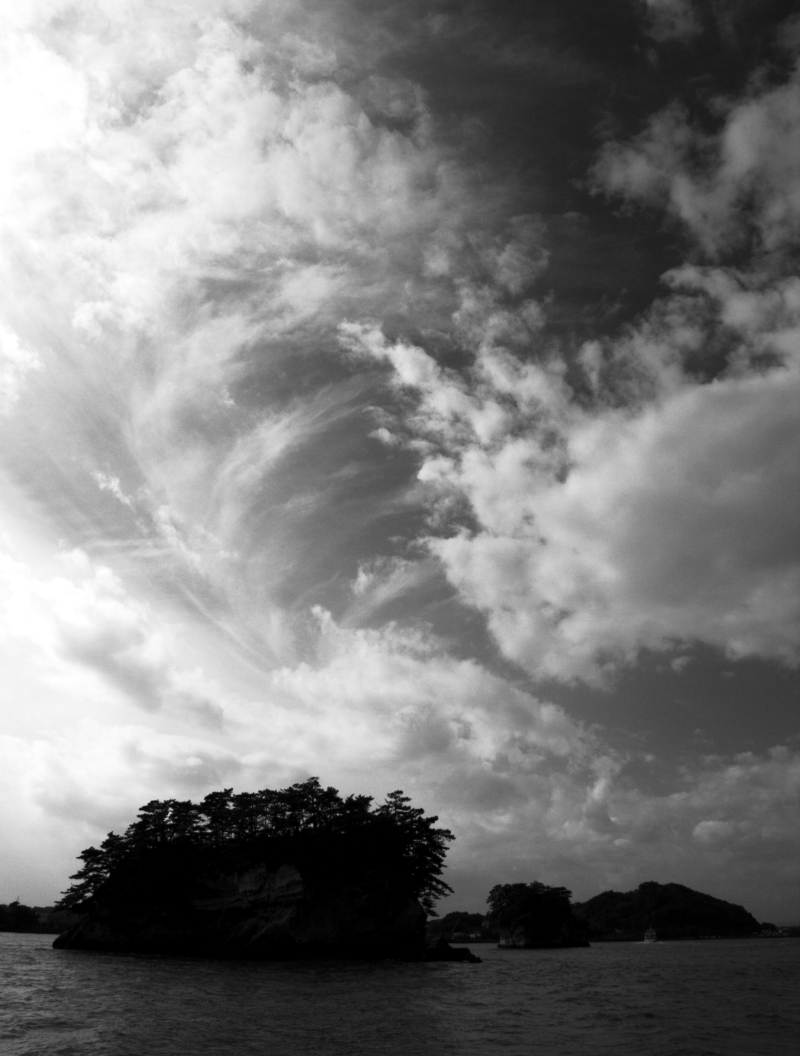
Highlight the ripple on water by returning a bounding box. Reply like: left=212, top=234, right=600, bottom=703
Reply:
left=1, top=935, right=799, bottom=1056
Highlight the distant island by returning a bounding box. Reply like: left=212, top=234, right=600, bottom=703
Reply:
left=52, top=778, right=479, bottom=961
left=0, top=902, right=69, bottom=934
left=573, top=881, right=763, bottom=940
left=485, top=882, right=589, bottom=948
left=427, top=880, right=781, bottom=945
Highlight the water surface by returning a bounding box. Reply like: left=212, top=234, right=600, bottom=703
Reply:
left=1, top=933, right=798, bottom=1055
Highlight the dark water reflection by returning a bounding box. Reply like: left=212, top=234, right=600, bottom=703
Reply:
left=1, top=933, right=798, bottom=1055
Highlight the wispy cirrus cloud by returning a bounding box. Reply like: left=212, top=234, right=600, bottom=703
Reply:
left=0, top=547, right=226, bottom=724
left=0, top=0, right=520, bottom=623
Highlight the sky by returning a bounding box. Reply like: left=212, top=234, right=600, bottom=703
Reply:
left=0, top=0, right=798, bottom=922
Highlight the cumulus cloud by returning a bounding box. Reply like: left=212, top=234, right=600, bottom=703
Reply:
left=640, top=0, right=700, bottom=42
left=339, top=43, right=800, bottom=685
left=594, top=58, right=800, bottom=257
left=8, top=572, right=789, bottom=908
left=344, top=309, right=800, bottom=683
left=0, top=323, right=40, bottom=412
left=5, top=610, right=798, bottom=912
left=92, top=472, right=134, bottom=509
left=271, top=606, right=598, bottom=769
left=442, top=739, right=800, bottom=917
left=0, top=538, right=796, bottom=914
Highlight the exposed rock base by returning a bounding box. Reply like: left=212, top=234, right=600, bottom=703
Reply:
left=54, top=862, right=428, bottom=960
left=424, top=937, right=482, bottom=962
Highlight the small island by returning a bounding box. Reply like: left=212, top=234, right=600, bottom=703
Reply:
left=426, top=880, right=787, bottom=946
left=0, top=902, right=67, bottom=934
left=53, top=778, right=478, bottom=961
left=485, top=882, right=590, bottom=948
left=426, top=882, right=590, bottom=949
left=573, top=881, right=762, bottom=940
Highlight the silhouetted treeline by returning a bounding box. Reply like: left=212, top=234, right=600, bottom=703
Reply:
left=426, top=911, right=500, bottom=942
left=58, top=777, right=454, bottom=915
left=0, top=901, right=40, bottom=931
left=573, top=881, right=761, bottom=939
left=0, top=902, right=72, bottom=933
left=487, top=882, right=589, bottom=947
left=430, top=883, right=782, bottom=948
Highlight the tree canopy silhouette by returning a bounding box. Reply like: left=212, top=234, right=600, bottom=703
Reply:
left=573, top=881, right=761, bottom=939
left=0, top=901, right=41, bottom=932
left=487, top=881, right=586, bottom=947
left=58, top=778, right=454, bottom=916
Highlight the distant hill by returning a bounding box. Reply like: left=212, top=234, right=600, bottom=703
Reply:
left=427, top=911, right=500, bottom=942
left=0, top=902, right=70, bottom=934
left=573, top=882, right=760, bottom=940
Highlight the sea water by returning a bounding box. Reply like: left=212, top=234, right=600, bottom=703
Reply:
left=0, top=932, right=798, bottom=1055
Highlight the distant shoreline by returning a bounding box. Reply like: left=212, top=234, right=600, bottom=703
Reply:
left=0, top=929, right=61, bottom=936
left=447, top=933, right=800, bottom=944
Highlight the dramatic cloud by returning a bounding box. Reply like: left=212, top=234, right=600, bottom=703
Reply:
left=336, top=36, right=800, bottom=685
left=344, top=288, right=800, bottom=682
left=641, top=0, right=700, bottom=42
left=0, top=323, right=40, bottom=412
left=0, top=0, right=797, bottom=919
left=0, top=547, right=228, bottom=726
left=595, top=59, right=800, bottom=257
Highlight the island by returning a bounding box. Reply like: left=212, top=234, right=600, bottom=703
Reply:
left=53, top=778, right=478, bottom=961
left=426, top=910, right=500, bottom=943
left=426, top=880, right=784, bottom=947
left=485, top=882, right=590, bottom=948
left=0, top=902, right=70, bottom=934
left=573, top=881, right=762, bottom=940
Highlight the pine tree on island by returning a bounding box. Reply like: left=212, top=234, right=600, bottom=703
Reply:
left=487, top=881, right=590, bottom=948
left=53, top=778, right=475, bottom=960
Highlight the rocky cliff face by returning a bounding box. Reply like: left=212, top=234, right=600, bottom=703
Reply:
left=53, top=861, right=427, bottom=959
